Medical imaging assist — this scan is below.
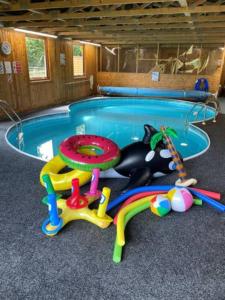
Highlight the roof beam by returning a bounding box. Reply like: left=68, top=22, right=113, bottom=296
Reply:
left=0, top=0, right=176, bottom=12
left=43, top=21, right=225, bottom=33
left=1, top=5, right=225, bottom=22
left=11, top=14, right=225, bottom=29
left=58, top=31, right=225, bottom=37
left=96, top=39, right=225, bottom=44
left=0, top=0, right=10, bottom=4
left=190, top=0, right=207, bottom=8
left=9, top=16, right=193, bottom=28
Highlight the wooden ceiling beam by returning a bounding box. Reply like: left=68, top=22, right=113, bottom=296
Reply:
left=190, top=0, right=208, bottom=8
left=78, top=37, right=225, bottom=44
left=42, top=21, right=225, bottom=33
left=0, top=0, right=176, bottom=12
left=58, top=31, right=225, bottom=37
left=9, top=14, right=225, bottom=29
left=1, top=5, right=225, bottom=22
left=0, top=0, right=10, bottom=4
left=95, top=39, right=225, bottom=44
left=8, top=16, right=193, bottom=28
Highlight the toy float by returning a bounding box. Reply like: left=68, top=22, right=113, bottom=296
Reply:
left=39, top=124, right=225, bottom=263
left=42, top=169, right=113, bottom=236
left=41, top=133, right=121, bottom=235
left=40, top=124, right=197, bottom=192
left=109, top=185, right=224, bottom=263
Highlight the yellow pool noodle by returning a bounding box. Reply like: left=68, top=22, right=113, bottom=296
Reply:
left=117, top=195, right=155, bottom=246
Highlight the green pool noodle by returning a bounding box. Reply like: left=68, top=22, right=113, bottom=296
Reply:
left=42, top=174, right=55, bottom=195
left=194, top=198, right=203, bottom=206
left=113, top=197, right=203, bottom=263
left=113, top=202, right=150, bottom=264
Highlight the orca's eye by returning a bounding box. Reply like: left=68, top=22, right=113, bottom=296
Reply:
left=169, top=161, right=176, bottom=170
left=145, top=150, right=155, bottom=162
left=159, top=149, right=171, bottom=158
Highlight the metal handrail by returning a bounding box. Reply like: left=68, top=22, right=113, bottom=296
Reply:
left=0, top=100, right=24, bottom=149
left=206, top=94, right=220, bottom=123
left=185, top=102, right=208, bottom=129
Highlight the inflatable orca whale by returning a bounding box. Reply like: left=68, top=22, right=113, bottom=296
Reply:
left=112, top=124, right=177, bottom=191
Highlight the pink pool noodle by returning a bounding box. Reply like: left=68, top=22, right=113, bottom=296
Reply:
left=191, top=188, right=221, bottom=200
left=89, top=168, right=100, bottom=195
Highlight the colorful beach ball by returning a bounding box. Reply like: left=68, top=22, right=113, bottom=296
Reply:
left=150, top=194, right=171, bottom=217
left=167, top=187, right=193, bottom=212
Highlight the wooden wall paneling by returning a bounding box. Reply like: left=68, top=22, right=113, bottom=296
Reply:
left=97, top=69, right=222, bottom=93
left=30, top=38, right=58, bottom=109
left=85, top=44, right=97, bottom=93
left=11, top=31, right=31, bottom=112
left=64, top=42, right=97, bottom=102
left=57, top=39, right=66, bottom=102
left=0, top=29, right=16, bottom=107
left=0, top=30, right=17, bottom=109
left=0, top=28, right=98, bottom=120
left=0, top=29, right=31, bottom=116
left=219, top=47, right=225, bottom=91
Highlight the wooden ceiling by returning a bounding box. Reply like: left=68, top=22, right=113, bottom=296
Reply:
left=0, top=0, right=225, bottom=44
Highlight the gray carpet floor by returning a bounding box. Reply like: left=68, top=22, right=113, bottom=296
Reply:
left=0, top=111, right=225, bottom=300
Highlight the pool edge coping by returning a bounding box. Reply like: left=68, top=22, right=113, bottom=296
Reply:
left=5, top=96, right=214, bottom=162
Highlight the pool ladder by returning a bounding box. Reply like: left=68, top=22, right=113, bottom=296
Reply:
left=0, top=100, right=24, bottom=150
left=185, top=101, right=217, bottom=130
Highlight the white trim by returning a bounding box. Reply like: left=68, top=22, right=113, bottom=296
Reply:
left=182, top=124, right=211, bottom=161
left=14, top=28, right=58, bottom=39
left=79, top=41, right=101, bottom=47
left=5, top=96, right=215, bottom=162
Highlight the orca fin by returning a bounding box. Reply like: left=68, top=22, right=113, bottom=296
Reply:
left=142, top=124, right=158, bottom=144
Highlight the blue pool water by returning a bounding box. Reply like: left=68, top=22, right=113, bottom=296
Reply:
left=6, top=97, right=216, bottom=161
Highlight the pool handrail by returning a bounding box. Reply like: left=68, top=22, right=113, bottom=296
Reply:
left=0, top=99, right=24, bottom=149
left=185, top=102, right=208, bottom=128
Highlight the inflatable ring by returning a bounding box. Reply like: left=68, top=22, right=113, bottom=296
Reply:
left=40, top=155, right=92, bottom=191
left=59, top=135, right=120, bottom=171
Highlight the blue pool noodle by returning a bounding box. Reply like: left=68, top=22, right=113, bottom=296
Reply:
left=99, top=86, right=212, bottom=101
left=107, top=185, right=225, bottom=212
left=107, top=185, right=173, bottom=211
left=48, top=193, right=61, bottom=226
left=189, top=189, right=225, bottom=212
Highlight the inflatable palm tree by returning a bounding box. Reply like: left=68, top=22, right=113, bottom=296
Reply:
left=150, top=126, right=197, bottom=187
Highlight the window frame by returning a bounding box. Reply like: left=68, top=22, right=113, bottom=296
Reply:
left=25, top=35, right=50, bottom=82
left=72, top=43, right=85, bottom=78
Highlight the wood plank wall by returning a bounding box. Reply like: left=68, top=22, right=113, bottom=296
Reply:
left=0, top=28, right=97, bottom=118
left=97, top=68, right=223, bottom=94
left=220, top=56, right=225, bottom=92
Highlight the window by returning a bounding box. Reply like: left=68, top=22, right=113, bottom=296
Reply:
left=26, top=36, right=48, bottom=80
left=73, top=44, right=84, bottom=76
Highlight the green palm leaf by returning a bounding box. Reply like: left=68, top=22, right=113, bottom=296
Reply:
left=164, top=127, right=178, bottom=139
left=150, top=132, right=163, bottom=150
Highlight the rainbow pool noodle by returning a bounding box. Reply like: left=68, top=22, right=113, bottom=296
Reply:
left=107, top=186, right=173, bottom=211
left=107, top=186, right=225, bottom=212
left=113, top=202, right=149, bottom=263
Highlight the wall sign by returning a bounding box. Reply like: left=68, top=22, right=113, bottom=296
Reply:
left=1, top=41, right=12, bottom=56
left=4, top=61, right=12, bottom=74
left=152, top=71, right=160, bottom=82
left=12, top=61, right=22, bottom=74
left=60, top=53, right=66, bottom=65
left=0, top=61, right=4, bottom=74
